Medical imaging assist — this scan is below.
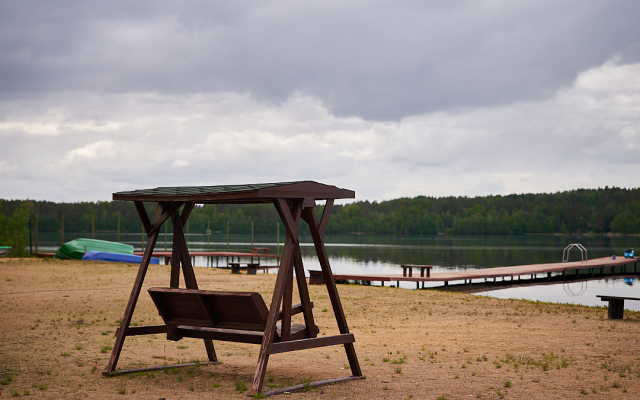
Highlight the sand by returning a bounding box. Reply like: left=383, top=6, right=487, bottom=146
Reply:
left=1, top=257, right=639, bottom=399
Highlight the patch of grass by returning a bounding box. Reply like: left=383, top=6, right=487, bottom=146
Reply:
left=60, top=352, right=71, bottom=357
left=235, top=381, right=247, bottom=393
left=100, top=346, right=112, bottom=353
left=504, top=380, right=511, bottom=388
left=75, top=344, right=83, bottom=350
left=303, top=377, right=313, bottom=392
left=394, top=367, right=402, bottom=374
left=177, top=345, right=188, bottom=349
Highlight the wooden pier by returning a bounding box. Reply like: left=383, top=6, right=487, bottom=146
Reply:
left=333, top=256, right=639, bottom=289
left=133, top=250, right=281, bottom=267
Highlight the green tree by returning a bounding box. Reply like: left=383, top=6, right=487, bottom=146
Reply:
left=0, top=202, right=32, bottom=256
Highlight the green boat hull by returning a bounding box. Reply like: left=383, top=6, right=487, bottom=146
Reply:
left=55, top=239, right=134, bottom=260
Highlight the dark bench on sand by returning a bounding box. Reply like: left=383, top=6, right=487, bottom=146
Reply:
left=596, top=295, right=640, bottom=320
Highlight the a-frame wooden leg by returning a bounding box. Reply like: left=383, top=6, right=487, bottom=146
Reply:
left=252, top=199, right=302, bottom=393
left=104, top=203, right=166, bottom=375
left=302, top=207, right=362, bottom=377
left=171, top=208, right=217, bottom=362
left=253, top=234, right=296, bottom=393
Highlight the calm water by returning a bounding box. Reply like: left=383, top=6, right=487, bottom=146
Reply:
left=36, top=232, right=639, bottom=310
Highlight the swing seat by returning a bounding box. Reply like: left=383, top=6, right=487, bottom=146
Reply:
left=148, top=287, right=317, bottom=344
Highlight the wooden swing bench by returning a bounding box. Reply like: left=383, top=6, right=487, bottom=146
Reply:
left=103, top=182, right=364, bottom=395
left=148, top=287, right=321, bottom=345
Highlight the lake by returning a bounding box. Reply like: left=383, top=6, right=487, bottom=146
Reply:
left=36, top=232, right=639, bottom=310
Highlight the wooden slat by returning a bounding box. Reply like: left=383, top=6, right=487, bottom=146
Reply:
left=117, top=324, right=167, bottom=336
left=181, top=201, right=195, bottom=226
left=262, top=376, right=364, bottom=397
left=134, top=201, right=151, bottom=234
left=176, top=325, right=265, bottom=344
left=317, top=199, right=334, bottom=241
left=275, top=198, right=299, bottom=242
left=108, top=361, right=219, bottom=377
left=146, top=201, right=183, bottom=236
left=277, top=302, right=313, bottom=320
left=597, top=295, right=640, bottom=301
left=269, top=333, right=355, bottom=354
left=149, top=287, right=269, bottom=336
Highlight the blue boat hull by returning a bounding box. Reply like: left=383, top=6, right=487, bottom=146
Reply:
left=82, top=251, right=159, bottom=264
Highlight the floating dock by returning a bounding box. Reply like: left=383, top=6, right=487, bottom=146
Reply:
left=333, top=256, right=639, bottom=289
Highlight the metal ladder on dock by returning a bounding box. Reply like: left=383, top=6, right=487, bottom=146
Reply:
left=562, top=244, right=587, bottom=263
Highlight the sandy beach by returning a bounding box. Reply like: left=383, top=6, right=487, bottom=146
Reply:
left=1, top=257, right=639, bottom=399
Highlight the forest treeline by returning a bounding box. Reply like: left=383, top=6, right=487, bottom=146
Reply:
left=1, top=188, right=640, bottom=250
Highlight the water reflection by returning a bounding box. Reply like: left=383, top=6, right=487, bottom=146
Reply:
left=37, top=233, right=638, bottom=310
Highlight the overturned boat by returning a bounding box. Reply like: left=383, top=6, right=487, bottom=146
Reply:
left=55, top=239, right=134, bottom=260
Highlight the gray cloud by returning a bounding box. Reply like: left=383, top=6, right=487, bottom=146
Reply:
left=2, top=1, right=639, bottom=119
left=2, top=1, right=640, bottom=202
left=1, top=61, right=639, bottom=201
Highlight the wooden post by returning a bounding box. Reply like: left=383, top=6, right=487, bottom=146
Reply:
left=35, top=214, right=38, bottom=253
left=29, top=218, right=32, bottom=255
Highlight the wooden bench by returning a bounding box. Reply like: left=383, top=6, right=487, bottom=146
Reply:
left=596, top=295, right=640, bottom=319
left=246, top=263, right=261, bottom=275
left=148, top=287, right=317, bottom=344
left=228, top=262, right=241, bottom=274
left=401, top=264, right=432, bottom=278
left=309, top=270, right=324, bottom=285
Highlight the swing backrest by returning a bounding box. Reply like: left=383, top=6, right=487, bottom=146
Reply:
left=148, top=287, right=270, bottom=332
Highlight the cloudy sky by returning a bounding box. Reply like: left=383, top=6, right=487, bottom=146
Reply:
left=1, top=0, right=639, bottom=203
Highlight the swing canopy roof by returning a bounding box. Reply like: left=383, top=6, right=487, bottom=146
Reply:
left=112, top=181, right=354, bottom=204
